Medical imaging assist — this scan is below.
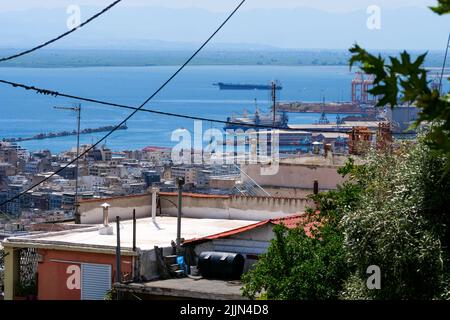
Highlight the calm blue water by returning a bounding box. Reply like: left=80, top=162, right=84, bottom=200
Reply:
left=0, top=65, right=358, bottom=152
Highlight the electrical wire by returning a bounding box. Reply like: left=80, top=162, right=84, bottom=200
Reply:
left=0, top=78, right=358, bottom=134
left=0, top=0, right=247, bottom=211
left=0, top=0, right=123, bottom=63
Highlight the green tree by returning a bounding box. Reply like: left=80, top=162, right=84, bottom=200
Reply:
left=341, top=138, right=450, bottom=299
left=242, top=1, right=450, bottom=300
left=242, top=222, right=349, bottom=300
left=241, top=177, right=361, bottom=300
left=341, top=0, right=450, bottom=299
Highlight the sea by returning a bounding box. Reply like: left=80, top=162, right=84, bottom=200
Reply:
left=0, top=65, right=368, bottom=153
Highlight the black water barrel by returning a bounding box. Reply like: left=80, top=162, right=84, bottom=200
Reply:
left=197, top=251, right=245, bottom=280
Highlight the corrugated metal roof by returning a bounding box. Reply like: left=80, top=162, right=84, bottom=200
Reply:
left=183, top=220, right=269, bottom=244
left=183, top=213, right=321, bottom=245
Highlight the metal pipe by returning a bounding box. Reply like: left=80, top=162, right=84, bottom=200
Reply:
left=151, top=187, right=158, bottom=222
left=176, top=178, right=185, bottom=253
left=132, top=209, right=136, bottom=252
left=314, top=180, right=319, bottom=195
left=115, top=216, right=121, bottom=284
left=132, top=209, right=139, bottom=283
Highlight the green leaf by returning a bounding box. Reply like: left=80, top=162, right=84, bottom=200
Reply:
left=430, top=0, right=450, bottom=15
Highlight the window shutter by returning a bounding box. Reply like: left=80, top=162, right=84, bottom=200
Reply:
left=81, top=263, right=112, bottom=300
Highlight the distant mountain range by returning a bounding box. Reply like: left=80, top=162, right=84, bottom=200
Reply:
left=0, top=48, right=446, bottom=68
left=0, top=6, right=449, bottom=51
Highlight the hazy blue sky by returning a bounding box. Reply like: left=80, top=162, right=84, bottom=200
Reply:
left=0, top=1, right=448, bottom=50
left=0, top=0, right=438, bottom=12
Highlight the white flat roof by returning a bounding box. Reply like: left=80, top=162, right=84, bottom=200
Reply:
left=289, top=121, right=383, bottom=130
left=4, top=217, right=259, bottom=252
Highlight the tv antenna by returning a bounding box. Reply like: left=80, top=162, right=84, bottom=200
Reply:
left=54, top=104, right=81, bottom=223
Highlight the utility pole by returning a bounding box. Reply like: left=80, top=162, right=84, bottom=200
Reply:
left=271, top=81, right=277, bottom=127
left=54, top=104, right=81, bottom=223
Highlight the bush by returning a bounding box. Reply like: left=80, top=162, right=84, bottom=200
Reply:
left=341, top=140, right=450, bottom=299
left=242, top=220, right=350, bottom=300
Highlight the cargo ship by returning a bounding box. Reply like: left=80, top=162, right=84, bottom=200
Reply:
left=224, top=108, right=288, bottom=131
left=213, top=82, right=282, bottom=91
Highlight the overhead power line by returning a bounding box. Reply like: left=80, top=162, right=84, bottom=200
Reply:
left=0, top=0, right=247, bottom=212
left=0, top=0, right=122, bottom=63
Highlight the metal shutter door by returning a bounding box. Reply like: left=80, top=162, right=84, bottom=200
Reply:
left=81, top=263, right=112, bottom=300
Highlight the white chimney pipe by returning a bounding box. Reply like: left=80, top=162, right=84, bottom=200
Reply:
left=151, top=187, right=159, bottom=222
left=99, top=203, right=113, bottom=235
left=102, top=202, right=111, bottom=226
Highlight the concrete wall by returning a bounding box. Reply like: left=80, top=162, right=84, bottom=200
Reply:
left=241, top=163, right=346, bottom=190
left=79, top=194, right=151, bottom=224
left=79, top=192, right=313, bottom=224
left=160, top=194, right=313, bottom=221
left=138, top=246, right=182, bottom=281
left=264, top=187, right=313, bottom=198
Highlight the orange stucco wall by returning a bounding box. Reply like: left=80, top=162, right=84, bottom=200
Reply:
left=37, top=249, right=132, bottom=300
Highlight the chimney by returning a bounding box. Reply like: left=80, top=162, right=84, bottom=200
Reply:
left=99, top=203, right=113, bottom=235
left=102, top=202, right=110, bottom=226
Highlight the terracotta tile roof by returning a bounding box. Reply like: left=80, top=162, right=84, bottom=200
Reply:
left=270, top=213, right=322, bottom=238
left=142, top=146, right=171, bottom=152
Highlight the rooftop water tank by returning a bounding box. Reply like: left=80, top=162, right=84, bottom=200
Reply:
left=197, top=251, right=245, bottom=280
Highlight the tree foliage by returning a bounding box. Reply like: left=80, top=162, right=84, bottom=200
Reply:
left=341, top=139, right=450, bottom=299
left=242, top=2, right=450, bottom=300
left=241, top=176, right=361, bottom=300
left=431, top=0, right=450, bottom=15
left=243, top=137, right=450, bottom=300
left=241, top=222, right=349, bottom=300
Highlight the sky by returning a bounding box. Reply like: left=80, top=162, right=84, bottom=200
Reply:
left=0, top=0, right=438, bottom=13
left=0, top=0, right=448, bottom=50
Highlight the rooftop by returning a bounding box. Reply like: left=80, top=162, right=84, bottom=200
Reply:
left=115, top=278, right=246, bottom=300
left=278, top=154, right=351, bottom=166
left=289, top=121, right=383, bottom=130
left=184, top=213, right=319, bottom=245
left=3, top=216, right=259, bottom=253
